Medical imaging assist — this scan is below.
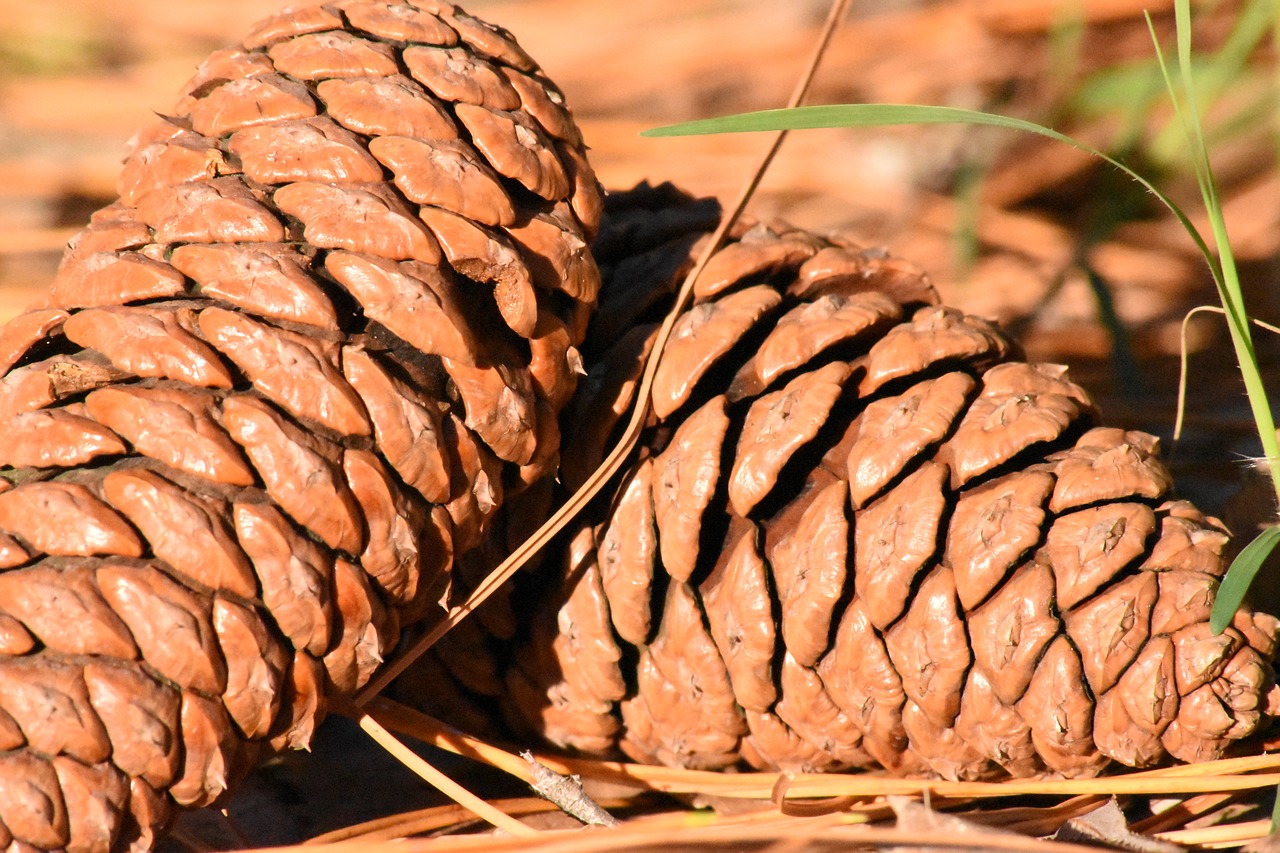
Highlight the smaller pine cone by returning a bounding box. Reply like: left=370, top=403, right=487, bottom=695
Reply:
left=426, top=183, right=1280, bottom=781
left=0, top=2, right=601, bottom=851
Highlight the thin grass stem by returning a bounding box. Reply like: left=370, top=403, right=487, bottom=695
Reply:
left=1174, top=304, right=1280, bottom=441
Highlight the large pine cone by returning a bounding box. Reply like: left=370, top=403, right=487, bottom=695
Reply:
left=439, top=184, right=1280, bottom=781
left=0, top=3, right=600, bottom=851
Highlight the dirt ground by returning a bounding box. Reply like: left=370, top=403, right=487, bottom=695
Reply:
left=2, top=0, right=1279, bottom=847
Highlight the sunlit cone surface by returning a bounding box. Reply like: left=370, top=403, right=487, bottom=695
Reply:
left=438, top=184, right=1280, bottom=780
left=0, top=2, right=601, bottom=849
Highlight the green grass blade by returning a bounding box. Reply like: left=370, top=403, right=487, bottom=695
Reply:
left=1211, top=526, right=1280, bottom=634
left=643, top=103, right=1216, bottom=263
left=646, top=102, right=1079, bottom=139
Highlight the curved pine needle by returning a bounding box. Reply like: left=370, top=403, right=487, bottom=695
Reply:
left=291, top=792, right=1272, bottom=853
left=1127, top=753, right=1280, bottom=777
left=345, top=697, right=1277, bottom=851
left=306, top=803, right=476, bottom=844
left=982, top=796, right=1110, bottom=837
left=352, top=0, right=855, bottom=707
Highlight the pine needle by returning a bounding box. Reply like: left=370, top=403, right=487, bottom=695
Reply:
left=351, top=0, right=856, bottom=706
left=356, top=714, right=538, bottom=839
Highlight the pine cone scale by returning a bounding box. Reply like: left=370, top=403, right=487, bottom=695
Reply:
left=771, top=479, right=847, bottom=668
left=855, top=460, right=949, bottom=630
left=968, top=562, right=1058, bottom=706
left=702, top=523, right=777, bottom=713
left=345, top=4, right=460, bottom=44
left=0, top=566, right=135, bottom=659
left=84, top=386, right=256, bottom=487
left=100, top=468, right=258, bottom=599
left=0, top=750, right=70, bottom=849
left=845, top=372, right=969, bottom=509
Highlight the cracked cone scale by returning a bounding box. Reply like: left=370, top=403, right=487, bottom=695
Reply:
left=0, top=2, right=601, bottom=850
left=435, top=184, right=1280, bottom=784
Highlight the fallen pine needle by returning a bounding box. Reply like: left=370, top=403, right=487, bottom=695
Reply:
left=1155, top=817, right=1271, bottom=846
left=359, top=697, right=534, bottom=782
left=356, top=713, right=538, bottom=839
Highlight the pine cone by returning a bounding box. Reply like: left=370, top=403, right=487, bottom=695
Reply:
left=453, top=183, right=1280, bottom=780
left=0, top=3, right=600, bottom=850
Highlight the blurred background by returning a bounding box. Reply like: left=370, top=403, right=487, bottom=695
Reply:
left=2, top=0, right=1280, bottom=842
